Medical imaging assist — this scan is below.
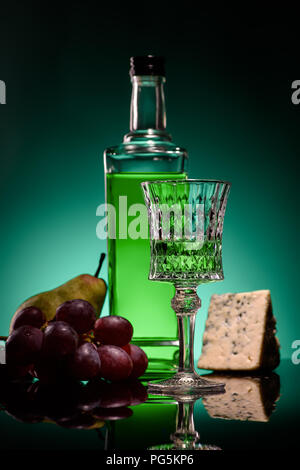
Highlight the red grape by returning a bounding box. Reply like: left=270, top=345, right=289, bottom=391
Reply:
left=97, top=345, right=133, bottom=381
left=94, top=316, right=133, bottom=347
left=6, top=325, right=43, bottom=365
left=69, top=343, right=101, bottom=381
left=43, top=321, right=78, bottom=358
left=11, top=306, right=46, bottom=331
left=122, top=344, right=148, bottom=379
left=56, top=299, right=96, bottom=334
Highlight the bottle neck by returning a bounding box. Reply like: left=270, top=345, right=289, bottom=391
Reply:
left=126, top=75, right=171, bottom=142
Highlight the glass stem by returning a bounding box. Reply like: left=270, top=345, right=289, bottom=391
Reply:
left=177, top=401, right=197, bottom=436
left=171, top=401, right=199, bottom=448
left=171, top=287, right=201, bottom=374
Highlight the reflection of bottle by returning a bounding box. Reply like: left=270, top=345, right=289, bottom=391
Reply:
left=114, top=399, right=178, bottom=449
left=104, top=56, right=188, bottom=372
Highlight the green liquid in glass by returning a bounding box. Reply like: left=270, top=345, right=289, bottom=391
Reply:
left=106, top=172, right=186, bottom=372
left=151, top=239, right=223, bottom=281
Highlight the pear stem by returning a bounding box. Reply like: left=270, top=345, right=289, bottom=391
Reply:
left=94, top=253, right=106, bottom=278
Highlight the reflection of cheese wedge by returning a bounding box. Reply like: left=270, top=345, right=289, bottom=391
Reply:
left=198, top=290, right=280, bottom=370
left=202, top=373, right=280, bottom=422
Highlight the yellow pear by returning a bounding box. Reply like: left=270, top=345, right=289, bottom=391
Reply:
left=9, top=254, right=107, bottom=333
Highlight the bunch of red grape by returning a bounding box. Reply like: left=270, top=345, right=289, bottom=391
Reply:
left=6, top=300, right=148, bottom=383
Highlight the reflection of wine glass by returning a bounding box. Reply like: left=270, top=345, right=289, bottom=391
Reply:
left=141, top=180, right=231, bottom=394
left=202, top=372, right=281, bottom=422
left=148, top=390, right=222, bottom=451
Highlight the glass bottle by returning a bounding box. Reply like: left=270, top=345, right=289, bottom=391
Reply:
left=103, top=56, right=188, bottom=373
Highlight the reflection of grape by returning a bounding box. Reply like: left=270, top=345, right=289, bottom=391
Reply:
left=94, top=316, right=133, bottom=347
left=127, top=380, right=148, bottom=405
left=69, top=343, right=101, bottom=380
left=0, top=365, right=149, bottom=430
left=31, top=380, right=81, bottom=421
left=56, top=412, right=96, bottom=429
left=97, top=345, right=133, bottom=381
left=5, top=403, right=43, bottom=424
left=33, top=358, right=69, bottom=383
left=6, top=325, right=43, bottom=365
left=11, top=307, right=46, bottom=331
left=56, top=299, right=96, bottom=334
left=1, top=379, right=42, bottom=424
left=93, top=407, right=133, bottom=421
left=43, top=321, right=78, bottom=358
left=99, top=382, right=132, bottom=408
left=3, top=363, right=33, bottom=380
left=76, top=381, right=102, bottom=412
left=123, top=344, right=148, bottom=379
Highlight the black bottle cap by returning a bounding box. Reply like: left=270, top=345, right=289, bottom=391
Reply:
left=129, top=55, right=165, bottom=77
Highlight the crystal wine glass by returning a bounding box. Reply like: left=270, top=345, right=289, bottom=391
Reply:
left=141, top=179, right=231, bottom=394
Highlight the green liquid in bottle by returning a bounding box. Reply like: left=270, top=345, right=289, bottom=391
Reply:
left=106, top=172, right=187, bottom=373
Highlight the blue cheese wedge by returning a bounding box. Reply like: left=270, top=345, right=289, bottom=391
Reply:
left=202, top=373, right=280, bottom=422
left=197, top=290, right=280, bottom=370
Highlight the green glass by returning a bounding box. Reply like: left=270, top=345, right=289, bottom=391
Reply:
left=141, top=179, right=231, bottom=394
left=104, top=58, right=188, bottom=372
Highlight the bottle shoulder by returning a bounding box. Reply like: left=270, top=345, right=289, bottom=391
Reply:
left=104, top=139, right=188, bottom=160
left=104, top=130, right=188, bottom=174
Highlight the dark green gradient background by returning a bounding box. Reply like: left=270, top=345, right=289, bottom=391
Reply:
left=0, top=3, right=299, bottom=361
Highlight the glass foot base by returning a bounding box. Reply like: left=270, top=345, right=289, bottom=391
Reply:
left=148, top=443, right=221, bottom=451
left=148, top=372, right=225, bottom=397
